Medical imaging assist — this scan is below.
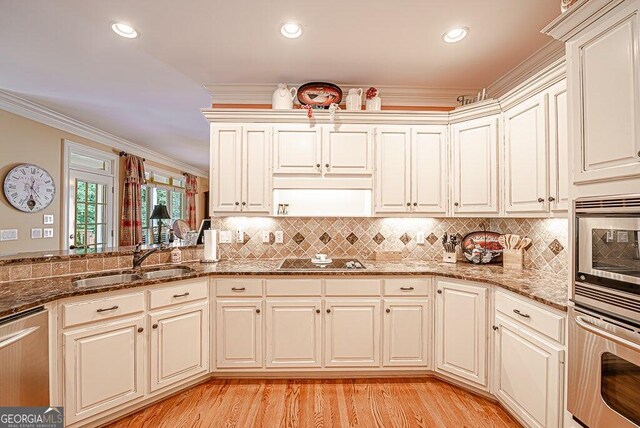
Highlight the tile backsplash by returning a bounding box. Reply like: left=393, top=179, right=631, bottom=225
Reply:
left=212, top=217, right=569, bottom=276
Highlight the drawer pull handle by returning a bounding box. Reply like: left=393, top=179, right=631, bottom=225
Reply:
left=173, top=292, right=190, bottom=298
left=400, top=287, right=414, bottom=291
left=96, top=305, right=118, bottom=313
left=513, top=309, right=530, bottom=318
left=231, top=287, right=246, bottom=292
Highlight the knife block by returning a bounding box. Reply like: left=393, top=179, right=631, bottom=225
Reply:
left=503, top=248, right=524, bottom=270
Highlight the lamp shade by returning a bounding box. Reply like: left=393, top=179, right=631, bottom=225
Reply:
left=150, top=204, right=171, bottom=220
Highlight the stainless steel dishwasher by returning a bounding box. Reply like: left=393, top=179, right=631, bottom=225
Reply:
left=0, top=307, right=49, bottom=406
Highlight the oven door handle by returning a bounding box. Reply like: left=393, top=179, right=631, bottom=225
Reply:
left=576, top=316, right=640, bottom=352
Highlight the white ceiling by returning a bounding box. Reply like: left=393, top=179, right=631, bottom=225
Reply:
left=0, top=0, right=561, bottom=172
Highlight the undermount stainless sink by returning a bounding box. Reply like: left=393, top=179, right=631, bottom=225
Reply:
left=73, top=273, right=142, bottom=288
left=141, top=268, right=194, bottom=280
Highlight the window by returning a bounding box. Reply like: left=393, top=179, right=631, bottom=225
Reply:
left=141, top=168, right=186, bottom=244
left=74, top=180, right=108, bottom=252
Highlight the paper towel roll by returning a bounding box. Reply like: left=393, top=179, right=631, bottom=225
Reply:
left=203, top=229, right=219, bottom=262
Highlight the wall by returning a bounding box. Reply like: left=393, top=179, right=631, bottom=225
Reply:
left=0, top=109, right=205, bottom=255
left=212, top=217, right=569, bottom=276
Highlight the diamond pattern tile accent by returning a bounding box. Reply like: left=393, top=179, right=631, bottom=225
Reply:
left=548, top=239, right=564, bottom=255
left=292, top=232, right=305, bottom=245
left=373, top=233, right=385, bottom=245
left=426, top=233, right=439, bottom=245
left=319, top=232, right=332, bottom=244
left=346, top=233, right=359, bottom=245
left=399, top=233, right=411, bottom=245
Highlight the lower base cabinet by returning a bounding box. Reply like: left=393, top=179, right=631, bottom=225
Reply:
left=63, top=316, right=145, bottom=425
left=383, top=299, right=431, bottom=367
left=149, top=302, right=209, bottom=392
left=494, top=314, right=564, bottom=428
left=215, top=299, right=262, bottom=368
left=325, top=299, right=380, bottom=367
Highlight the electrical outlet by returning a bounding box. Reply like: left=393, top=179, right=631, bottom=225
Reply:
left=0, top=229, right=18, bottom=241
left=274, top=231, right=284, bottom=244
left=236, top=229, right=244, bottom=243
left=262, top=231, right=270, bottom=243
left=31, top=228, right=43, bottom=239
left=416, top=231, right=425, bottom=245
left=219, top=231, right=232, bottom=244
left=606, top=230, right=615, bottom=242
left=43, top=228, right=54, bottom=238
left=617, top=231, right=629, bottom=243
left=43, top=214, right=54, bottom=225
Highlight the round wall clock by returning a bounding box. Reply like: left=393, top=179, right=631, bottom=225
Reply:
left=3, top=163, right=56, bottom=212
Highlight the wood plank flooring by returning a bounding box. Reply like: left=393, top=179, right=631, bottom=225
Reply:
left=108, top=378, right=521, bottom=428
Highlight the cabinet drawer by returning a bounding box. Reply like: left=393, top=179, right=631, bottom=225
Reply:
left=149, top=279, right=208, bottom=310
left=495, top=291, right=565, bottom=343
left=216, top=279, right=263, bottom=297
left=384, top=278, right=431, bottom=296
left=62, top=292, right=145, bottom=328
left=325, top=279, right=381, bottom=296
left=266, top=279, right=322, bottom=296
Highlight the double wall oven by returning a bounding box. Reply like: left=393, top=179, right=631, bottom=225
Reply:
left=570, top=194, right=640, bottom=428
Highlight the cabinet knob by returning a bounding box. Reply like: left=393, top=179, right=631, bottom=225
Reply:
left=235, top=202, right=240, bottom=206
left=152, top=324, right=158, bottom=329
left=325, top=164, right=330, bottom=168
left=537, top=197, right=545, bottom=203
left=326, top=309, right=331, bottom=314
left=437, top=289, right=442, bottom=294
left=137, top=327, right=144, bottom=333
left=385, top=308, right=391, bottom=313
left=548, top=196, right=555, bottom=202
left=413, top=202, right=417, bottom=206
left=256, top=309, right=261, bottom=314
left=316, top=309, right=321, bottom=314
left=492, top=325, right=499, bottom=331
left=454, top=202, right=459, bottom=207
left=406, top=202, right=411, bottom=207
left=316, top=163, right=321, bottom=168
left=242, top=202, right=246, bottom=206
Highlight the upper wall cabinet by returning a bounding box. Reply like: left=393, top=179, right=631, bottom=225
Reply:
left=375, top=127, right=411, bottom=213
left=210, top=125, right=271, bottom=213
left=273, top=125, right=322, bottom=175
left=504, top=93, right=549, bottom=214
left=451, top=115, right=500, bottom=215
left=548, top=80, right=569, bottom=212
left=322, top=125, right=373, bottom=175
left=551, top=0, right=640, bottom=184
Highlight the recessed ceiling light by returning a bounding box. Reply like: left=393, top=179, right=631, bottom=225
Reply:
left=280, top=22, right=303, bottom=39
left=111, top=22, right=138, bottom=39
left=442, top=26, right=468, bottom=43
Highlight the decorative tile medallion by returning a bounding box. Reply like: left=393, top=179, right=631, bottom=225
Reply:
left=399, top=233, right=411, bottom=245
left=292, top=232, right=305, bottom=245
left=373, top=233, right=385, bottom=245
left=426, top=233, right=439, bottom=245
left=548, top=239, right=564, bottom=255
left=346, top=233, right=359, bottom=245
left=319, top=232, right=332, bottom=244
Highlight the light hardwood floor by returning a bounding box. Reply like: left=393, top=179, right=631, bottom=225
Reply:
left=108, top=378, right=521, bottom=428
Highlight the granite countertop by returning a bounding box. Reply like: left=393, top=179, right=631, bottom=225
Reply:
left=0, top=259, right=569, bottom=318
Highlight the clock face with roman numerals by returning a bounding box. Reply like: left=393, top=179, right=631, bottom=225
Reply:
left=3, top=164, right=56, bottom=212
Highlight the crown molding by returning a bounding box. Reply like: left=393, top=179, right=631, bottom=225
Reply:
left=448, top=99, right=503, bottom=123
left=0, top=89, right=208, bottom=177
left=542, top=0, right=625, bottom=41
left=204, top=83, right=480, bottom=108
left=498, top=57, right=566, bottom=111
left=487, top=40, right=566, bottom=99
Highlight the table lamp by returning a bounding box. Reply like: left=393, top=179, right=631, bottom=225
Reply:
left=150, top=204, right=171, bottom=245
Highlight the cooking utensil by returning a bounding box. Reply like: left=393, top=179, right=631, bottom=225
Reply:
left=518, top=237, right=532, bottom=249
left=509, top=235, right=520, bottom=250
left=498, top=235, right=506, bottom=249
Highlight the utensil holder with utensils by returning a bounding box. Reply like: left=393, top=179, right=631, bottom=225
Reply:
left=443, top=251, right=457, bottom=264
left=502, top=248, right=524, bottom=270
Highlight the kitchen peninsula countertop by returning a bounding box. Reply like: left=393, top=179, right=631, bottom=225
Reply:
left=0, top=259, right=569, bottom=318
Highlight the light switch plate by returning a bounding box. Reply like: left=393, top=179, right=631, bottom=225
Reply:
left=617, top=231, right=629, bottom=243
left=416, top=231, right=425, bottom=245
left=261, top=231, right=270, bottom=243
left=43, top=214, right=54, bottom=225
left=236, top=229, right=244, bottom=243
left=219, top=231, right=232, bottom=244
left=43, top=228, right=54, bottom=238
left=274, top=231, right=284, bottom=244
left=0, top=229, right=18, bottom=241
left=31, top=228, right=43, bottom=239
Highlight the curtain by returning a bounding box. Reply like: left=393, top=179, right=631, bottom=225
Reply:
left=120, top=154, right=146, bottom=246
left=185, top=173, right=198, bottom=230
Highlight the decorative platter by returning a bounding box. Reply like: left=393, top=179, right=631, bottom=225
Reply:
left=297, top=82, right=342, bottom=108
left=461, top=231, right=504, bottom=264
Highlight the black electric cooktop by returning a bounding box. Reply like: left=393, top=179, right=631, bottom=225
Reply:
left=277, top=258, right=366, bottom=271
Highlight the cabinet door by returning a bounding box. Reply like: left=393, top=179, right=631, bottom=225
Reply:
left=569, top=1, right=640, bottom=183
left=63, top=316, right=145, bottom=424
left=504, top=94, right=549, bottom=214
left=322, top=125, right=373, bottom=175
left=435, top=279, right=487, bottom=388
left=242, top=126, right=271, bottom=213
left=548, top=80, right=569, bottom=212
left=149, top=302, right=209, bottom=392
left=211, top=125, right=242, bottom=212
left=375, top=127, right=411, bottom=213
left=216, top=299, right=262, bottom=368
left=325, top=299, right=380, bottom=367
left=411, top=126, right=448, bottom=214
left=265, top=300, right=322, bottom=368
left=451, top=116, right=500, bottom=215
left=383, top=299, right=430, bottom=367
left=273, top=126, right=322, bottom=174
left=494, top=314, right=564, bottom=428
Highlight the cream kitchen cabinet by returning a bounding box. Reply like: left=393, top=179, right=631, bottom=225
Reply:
left=215, top=299, right=263, bottom=368
left=149, top=301, right=209, bottom=392
left=383, top=299, right=431, bottom=367
left=504, top=93, right=548, bottom=214
left=210, top=124, right=271, bottom=213
left=322, top=125, right=373, bottom=175
left=63, top=315, right=145, bottom=424
left=375, top=126, right=448, bottom=215
left=324, top=299, right=381, bottom=367
left=272, top=125, right=322, bottom=174
left=548, top=80, right=569, bottom=212
left=265, top=299, right=323, bottom=368
left=434, top=278, right=488, bottom=388
left=451, top=115, right=500, bottom=215
left=493, top=314, right=564, bottom=428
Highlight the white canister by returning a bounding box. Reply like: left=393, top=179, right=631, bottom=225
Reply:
left=345, top=88, right=363, bottom=110
left=171, top=247, right=182, bottom=264
left=366, top=95, right=382, bottom=111
left=272, top=83, right=297, bottom=110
